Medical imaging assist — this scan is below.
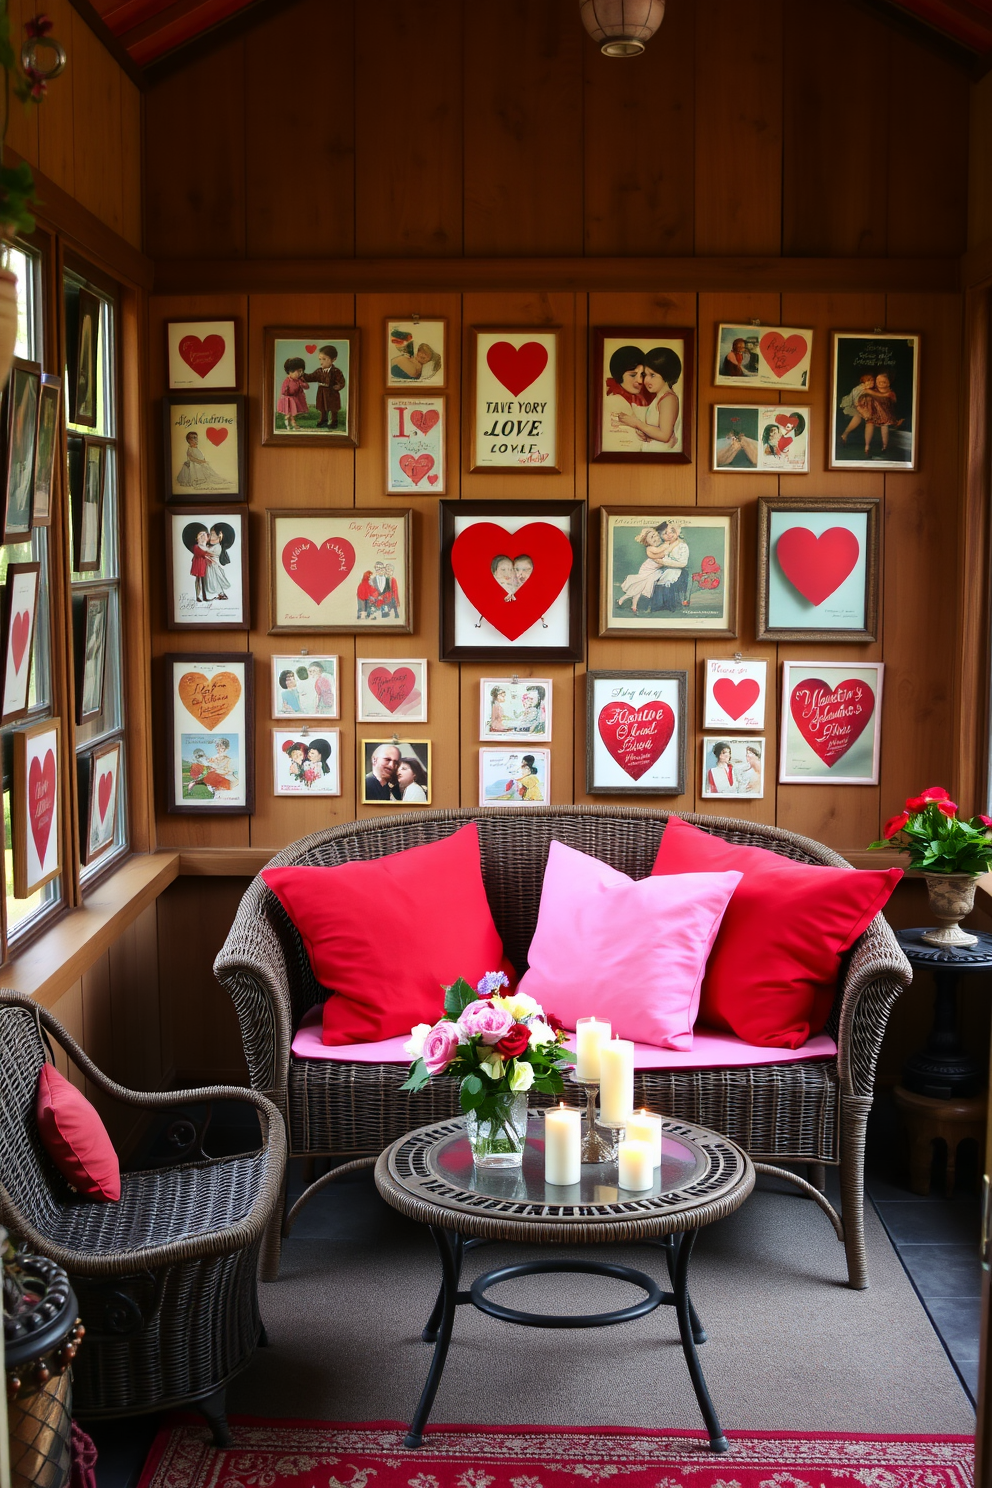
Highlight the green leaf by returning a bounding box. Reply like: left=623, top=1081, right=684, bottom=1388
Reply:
left=399, top=1057, right=430, bottom=1093
left=443, top=977, right=477, bottom=1021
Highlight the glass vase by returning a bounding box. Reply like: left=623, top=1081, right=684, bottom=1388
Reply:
left=465, top=1091, right=529, bottom=1168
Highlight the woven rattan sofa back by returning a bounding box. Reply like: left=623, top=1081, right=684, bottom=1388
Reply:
left=0, top=1004, right=73, bottom=1228
left=252, top=808, right=844, bottom=1031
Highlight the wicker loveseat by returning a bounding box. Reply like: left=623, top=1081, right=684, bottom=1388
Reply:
left=214, top=806, right=911, bottom=1291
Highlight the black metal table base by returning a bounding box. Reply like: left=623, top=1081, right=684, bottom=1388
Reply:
left=405, top=1227, right=728, bottom=1454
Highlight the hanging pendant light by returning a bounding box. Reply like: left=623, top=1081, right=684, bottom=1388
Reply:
left=579, top=0, right=666, bottom=57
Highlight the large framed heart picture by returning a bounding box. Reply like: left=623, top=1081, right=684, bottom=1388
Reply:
left=757, top=498, right=879, bottom=642
left=165, top=654, right=254, bottom=813
left=591, top=326, right=693, bottom=463
left=167, top=320, right=238, bottom=390
left=600, top=507, right=739, bottom=639
left=163, top=394, right=246, bottom=503
left=586, top=671, right=687, bottom=796
left=440, top=500, right=584, bottom=662
left=357, top=658, right=427, bottom=723
left=268, top=509, right=412, bottom=634
left=780, top=662, right=884, bottom=785
left=468, top=328, right=559, bottom=472
left=79, top=737, right=121, bottom=866
left=13, top=717, right=61, bottom=897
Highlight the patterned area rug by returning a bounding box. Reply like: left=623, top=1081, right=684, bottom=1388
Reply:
left=138, top=1420, right=974, bottom=1488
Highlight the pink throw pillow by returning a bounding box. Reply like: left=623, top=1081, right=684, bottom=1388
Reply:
left=36, top=1065, right=121, bottom=1201
left=517, top=841, right=741, bottom=1050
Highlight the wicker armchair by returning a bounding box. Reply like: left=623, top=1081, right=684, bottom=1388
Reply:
left=213, top=807, right=911, bottom=1291
left=0, top=991, right=286, bottom=1447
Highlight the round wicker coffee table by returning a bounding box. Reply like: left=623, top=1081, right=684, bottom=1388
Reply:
left=375, top=1111, right=755, bottom=1454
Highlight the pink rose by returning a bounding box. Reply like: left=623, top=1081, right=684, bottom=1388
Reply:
left=422, top=1021, right=462, bottom=1076
left=458, top=999, right=514, bottom=1045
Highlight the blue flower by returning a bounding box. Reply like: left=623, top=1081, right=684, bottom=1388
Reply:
left=476, top=970, right=509, bottom=998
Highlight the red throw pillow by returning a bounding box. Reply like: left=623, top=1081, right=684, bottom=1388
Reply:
left=36, top=1065, right=121, bottom=1201
left=651, top=817, right=902, bottom=1049
left=262, top=823, right=514, bottom=1045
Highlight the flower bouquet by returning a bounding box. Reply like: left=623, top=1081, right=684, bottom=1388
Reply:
left=402, top=971, right=573, bottom=1167
left=869, top=785, right=992, bottom=947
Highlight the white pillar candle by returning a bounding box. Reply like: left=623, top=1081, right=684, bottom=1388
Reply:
left=575, top=1016, right=611, bottom=1082
left=626, top=1110, right=663, bottom=1166
left=598, top=1037, right=634, bottom=1125
left=618, top=1139, right=654, bottom=1191
left=544, top=1104, right=582, bottom=1186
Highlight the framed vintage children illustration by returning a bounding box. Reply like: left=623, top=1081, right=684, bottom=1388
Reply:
left=2, top=358, right=40, bottom=544
left=780, top=662, right=883, bottom=786
left=599, top=507, right=739, bottom=639
left=480, top=677, right=552, bottom=741
left=712, top=405, right=810, bottom=473
left=468, top=328, right=559, bottom=472
left=79, top=738, right=121, bottom=865
left=386, top=319, right=446, bottom=388
left=357, top=659, right=428, bottom=723
left=68, top=436, right=106, bottom=573
left=702, top=737, right=766, bottom=799
left=165, top=654, right=254, bottom=813
left=263, top=327, right=359, bottom=446
left=168, top=320, right=238, bottom=390
left=361, top=738, right=431, bottom=805
left=440, top=499, right=584, bottom=662
left=167, top=507, right=249, bottom=630
left=273, top=729, right=341, bottom=797
left=829, top=332, right=919, bottom=471
left=69, top=288, right=100, bottom=427
left=586, top=671, right=687, bottom=796
left=385, top=396, right=445, bottom=494
left=268, top=509, right=412, bottom=634
left=0, top=562, right=40, bottom=725
left=714, top=323, right=813, bottom=389
left=74, top=588, right=110, bottom=723
left=272, top=655, right=339, bottom=719
left=703, top=657, right=767, bottom=731
left=590, top=327, right=693, bottom=464
left=479, top=747, right=551, bottom=805
left=12, top=717, right=61, bottom=897
left=163, top=394, right=245, bottom=502
left=757, top=498, right=880, bottom=643
left=32, top=373, right=62, bottom=526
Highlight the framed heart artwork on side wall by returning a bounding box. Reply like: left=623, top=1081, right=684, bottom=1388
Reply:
left=779, top=662, right=884, bottom=785
left=468, top=328, right=560, bottom=473
left=586, top=671, right=688, bottom=796
left=357, top=659, right=428, bottom=723
left=79, top=737, right=121, bottom=865
left=756, top=498, right=880, bottom=642
left=167, top=320, right=238, bottom=390
left=268, top=510, right=412, bottom=634
left=0, top=562, right=40, bottom=726
left=165, top=654, right=254, bottom=813
left=13, top=717, right=61, bottom=896
left=163, top=394, right=246, bottom=503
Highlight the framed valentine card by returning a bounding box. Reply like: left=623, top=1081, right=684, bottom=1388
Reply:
left=166, top=507, right=249, bottom=630
left=702, top=736, right=765, bottom=799
left=79, top=738, right=121, bottom=865
left=68, top=435, right=106, bottom=572
left=0, top=563, right=40, bottom=725
left=13, top=717, right=61, bottom=896
left=586, top=671, right=687, bottom=796
left=480, top=677, right=552, bottom=741
left=600, top=507, right=739, bottom=639
left=263, top=327, right=359, bottom=447
left=357, top=658, right=428, bottom=723
left=272, top=655, right=339, bottom=719
left=480, top=747, right=551, bottom=806
left=385, top=396, right=445, bottom=494
left=468, top=328, right=559, bottom=472
left=74, top=587, right=110, bottom=723
left=712, top=405, right=810, bottom=473
left=164, top=395, right=246, bottom=502
left=714, top=323, right=813, bottom=389
left=361, top=738, right=431, bottom=805
left=165, top=654, right=254, bottom=813
left=168, top=320, right=238, bottom=390
left=268, top=509, right=412, bottom=634
left=273, top=729, right=341, bottom=797
left=780, top=663, right=883, bottom=785
left=32, top=374, right=62, bottom=526
left=703, top=658, right=766, bottom=732
left=69, top=288, right=100, bottom=428
left=440, top=500, right=584, bottom=662
left=386, top=319, right=446, bottom=389
left=2, top=358, right=40, bottom=543
left=757, top=498, right=880, bottom=642
left=830, top=332, right=919, bottom=471
left=591, top=327, right=693, bottom=463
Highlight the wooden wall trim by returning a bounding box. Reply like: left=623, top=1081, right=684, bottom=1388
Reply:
left=151, top=255, right=961, bottom=297
left=65, top=0, right=147, bottom=90
left=11, top=149, right=153, bottom=290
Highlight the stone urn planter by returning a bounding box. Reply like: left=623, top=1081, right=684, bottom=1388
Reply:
left=4, top=1241, right=84, bottom=1488
left=921, top=873, right=980, bottom=949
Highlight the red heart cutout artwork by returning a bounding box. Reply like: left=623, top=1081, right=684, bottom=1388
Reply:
left=97, top=770, right=114, bottom=822
left=205, top=427, right=228, bottom=447
left=399, top=453, right=434, bottom=486
left=712, top=677, right=760, bottom=722
left=11, top=609, right=30, bottom=674
left=410, top=409, right=439, bottom=435
left=282, top=537, right=356, bottom=606
left=367, top=666, right=416, bottom=713
left=427, top=474, right=439, bottom=487
left=486, top=341, right=549, bottom=398
left=598, top=701, right=675, bottom=782
left=776, top=527, right=860, bottom=606
left=790, top=678, right=874, bottom=767
left=759, top=332, right=808, bottom=378
left=451, top=522, right=573, bottom=642
left=28, top=748, right=55, bottom=867
left=305, top=344, right=317, bottom=354
left=178, top=334, right=226, bottom=379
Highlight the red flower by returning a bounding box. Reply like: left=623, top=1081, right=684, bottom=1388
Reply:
left=920, top=787, right=950, bottom=803
left=24, top=14, right=54, bottom=37
left=937, top=800, right=958, bottom=817
left=883, top=811, right=910, bottom=839
left=495, top=1023, right=530, bottom=1059
left=545, top=1012, right=566, bottom=1035
left=978, top=815, right=992, bottom=830
left=904, top=795, right=927, bottom=813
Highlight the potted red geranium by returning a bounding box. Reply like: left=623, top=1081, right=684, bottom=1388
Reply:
left=870, top=786, right=992, bottom=947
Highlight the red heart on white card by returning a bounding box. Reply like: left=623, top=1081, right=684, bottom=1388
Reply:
left=367, top=666, right=416, bottom=713
left=427, top=474, right=439, bottom=487
left=760, top=332, right=808, bottom=378
left=205, top=427, right=228, bottom=447
left=486, top=341, right=548, bottom=398
left=97, top=770, right=114, bottom=822
left=712, top=677, right=759, bottom=722
left=598, top=701, right=674, bottom=781
left=178, top=334, right=225, bottom=379
left=790, top=677, right=874, bottom=767
left=11, top=609, right=30, bottom=674
left=410, top=409, right=439, bottom=435
left=776, top=526, right=859, bottom=606
left=399, top=453, right=434, bottom=486
left=281, top=537, right=355, bottom=605
left=28, top=749, right=55, bottom=866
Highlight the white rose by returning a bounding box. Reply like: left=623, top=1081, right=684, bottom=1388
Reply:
left=508, top=1060, right=535, bottom=1092
left=527, top=1020, right=555, bottom=1048
left=479, top=1051, right=505, bottom=1081
left=404, top=1022, right=432, bottom=1057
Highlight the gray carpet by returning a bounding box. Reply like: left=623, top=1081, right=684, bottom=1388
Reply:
left=229, top=1170, right=975, bottom=1434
